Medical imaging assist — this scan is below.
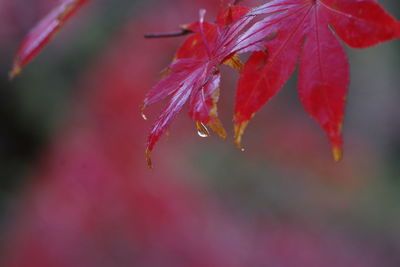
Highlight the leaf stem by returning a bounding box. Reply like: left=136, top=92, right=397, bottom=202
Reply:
left=144, top=29, right=193, bottom=39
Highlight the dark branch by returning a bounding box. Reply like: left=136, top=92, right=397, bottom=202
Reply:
left=144, top=29, right=193, bottom=39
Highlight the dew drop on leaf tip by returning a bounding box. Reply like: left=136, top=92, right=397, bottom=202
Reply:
left=196, top=121, right=210, bottom=138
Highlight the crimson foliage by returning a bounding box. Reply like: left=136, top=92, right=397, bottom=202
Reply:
left=11, top=0, right=400, bottom=167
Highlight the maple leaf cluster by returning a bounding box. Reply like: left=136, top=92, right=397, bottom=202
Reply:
left=143, top=0, right=400, bottom=167
left=10, top=0, right=400, bottom=167
left=3, top=2, right=395, bottom=265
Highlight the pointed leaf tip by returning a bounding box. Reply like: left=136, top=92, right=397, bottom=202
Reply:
left=146, top=149, right=153, bottom=169
left=234, top=120, right=249, bottom=150
left=223, top=54, right=243, bottom=72
left=208, top=118, right=227, bottom=140
left=9, top=66, right=21, bottom=80
left=332, top=146, right=343, bottom=162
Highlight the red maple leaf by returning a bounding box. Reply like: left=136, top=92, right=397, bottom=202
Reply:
left=145, top=0, right=399, bottom=166
left=10, top=0, right=89, bottom=78
left=142, top=6, right=256, bottom=167
left=233, top=0, right=400, bottom=161
left=8, top=0, right=400, bottom=167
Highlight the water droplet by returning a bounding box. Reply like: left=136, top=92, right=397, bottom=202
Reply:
left=141, top=112, right=148, bottom=121
left=197, top=130, right=209, bottom=138
left=196, top=121, right=210, bottom=138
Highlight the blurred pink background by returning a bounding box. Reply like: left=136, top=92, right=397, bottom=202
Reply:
left=0, top=0, right=399, bottom=266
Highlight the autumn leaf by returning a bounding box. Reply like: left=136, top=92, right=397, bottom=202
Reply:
left=10, top=0, right=89, bottom=78
left=6, top=0, right=400, bottom=167
left=143, top=6, right=255, bottom=167
left=233, top=0, right=400, bottom=161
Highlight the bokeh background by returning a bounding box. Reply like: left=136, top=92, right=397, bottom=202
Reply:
left=0, top=0, right=399, bottom=266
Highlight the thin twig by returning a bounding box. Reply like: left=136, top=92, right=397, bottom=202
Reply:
left=144, top=29, right=193, bottom=39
